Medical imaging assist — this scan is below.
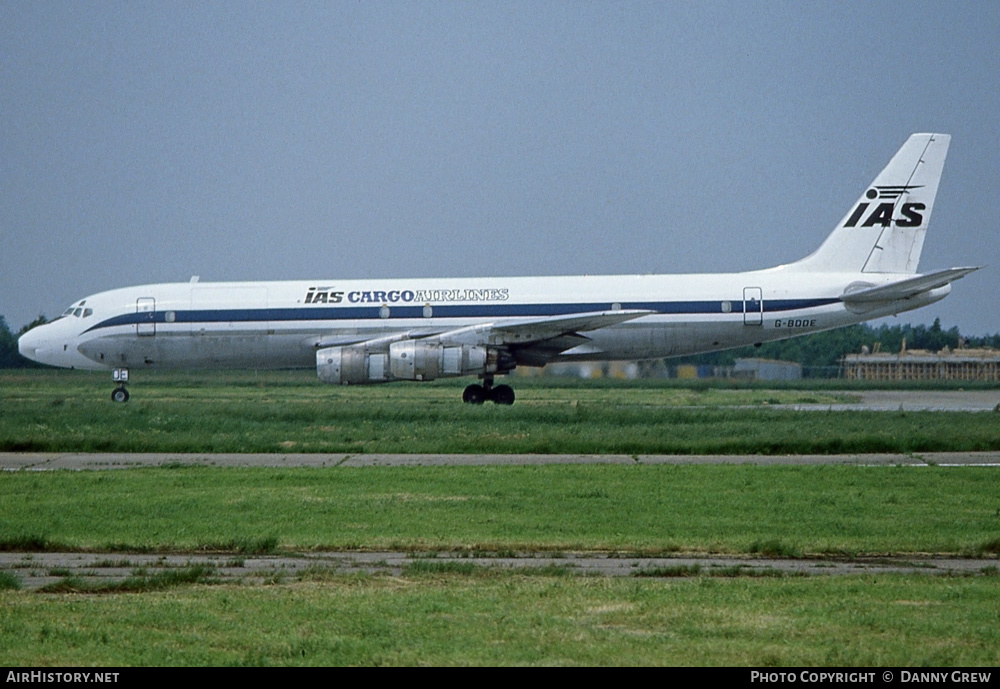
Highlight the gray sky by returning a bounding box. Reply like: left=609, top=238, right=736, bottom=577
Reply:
left=2, top=1, right=998, bottom=335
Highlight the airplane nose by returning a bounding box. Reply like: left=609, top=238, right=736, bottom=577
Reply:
left=17, top=327, right=55, bottom=365
left=17, top=329, right=39, bottom=361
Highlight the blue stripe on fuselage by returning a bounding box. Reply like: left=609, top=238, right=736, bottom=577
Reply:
left=82, top=298, right=839, bottom=334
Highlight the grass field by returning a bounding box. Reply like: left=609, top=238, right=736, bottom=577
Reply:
left=2, top=574, right=999, bottom=666
left=2, top=369, right=999, bottom=666
left=2, top=369, right=999, bottom=454
left=2, top=464, right=999, bottom=555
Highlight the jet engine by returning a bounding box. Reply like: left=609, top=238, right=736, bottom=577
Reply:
left=316, top=340, right=513, bottom=385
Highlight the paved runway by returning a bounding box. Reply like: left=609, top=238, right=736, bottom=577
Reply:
left=782, top=389, right=1000, bottom=412
left=3, top=450, right=1000, bottom=470
left=3, top=550, right=995, bottom=590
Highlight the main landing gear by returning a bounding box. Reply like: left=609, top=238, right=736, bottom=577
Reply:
left=462, top=376, right=515, bottom=405
left=111, top=368, right=130, bottom=403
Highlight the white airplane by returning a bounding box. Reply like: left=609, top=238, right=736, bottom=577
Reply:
left=19, top=133, right=977, bottom=404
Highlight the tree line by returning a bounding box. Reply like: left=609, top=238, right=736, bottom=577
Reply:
left=0, top=315, right=49, bottom=368
left=672, top=318, right=1000, bottom=378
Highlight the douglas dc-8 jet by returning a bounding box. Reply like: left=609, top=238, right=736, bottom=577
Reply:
left=20, top=133, right=977, bottom=404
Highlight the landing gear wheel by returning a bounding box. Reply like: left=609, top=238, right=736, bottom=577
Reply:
left=111, top=387, right=130, bottom=403
left=491, top=384, right=515, bottom=405
left=463, top=384, right=487, bottom=404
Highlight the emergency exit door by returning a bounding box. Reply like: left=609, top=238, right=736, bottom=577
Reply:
left=743, top=287, right=762, bottom=326
left=136, top=298, right=156, bottom=336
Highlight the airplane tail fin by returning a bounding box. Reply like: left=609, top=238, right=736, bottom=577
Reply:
left=794, top=133, right=950, bottom=274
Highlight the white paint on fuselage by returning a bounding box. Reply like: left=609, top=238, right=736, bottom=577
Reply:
left=18, top=264, right=948, bottom=373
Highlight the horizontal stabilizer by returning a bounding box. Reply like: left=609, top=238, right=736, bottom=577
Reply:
left=840, top=267, right=979, bottom=303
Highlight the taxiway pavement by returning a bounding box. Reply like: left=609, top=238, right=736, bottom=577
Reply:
left=2, top=451, right=1000, bottom=470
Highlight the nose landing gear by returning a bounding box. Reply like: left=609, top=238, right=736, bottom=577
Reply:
left=111, top=368, right=130, bottom=403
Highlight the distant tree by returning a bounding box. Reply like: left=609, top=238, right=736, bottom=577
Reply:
left=967, top=332, right=1000, bottom=349
left=0, top=314, right=48, bottom=368
left=0, top=315, right=17, bottom=368
left=18, top=315, right=49, bottom=336
left=668, top=320, right=993, bottom=378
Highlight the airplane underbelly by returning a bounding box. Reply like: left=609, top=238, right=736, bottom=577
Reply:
left=568, top=317, right=779, bottom=361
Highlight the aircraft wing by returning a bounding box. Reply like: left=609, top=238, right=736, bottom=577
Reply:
left=310, top=326, right=456, bottom=350
left=433, top=308, right=655, bottom=366
left=840, top=267, right=980, bottom=303
left=310, top=309, right=653, bottom=358
left=429, top=308, right=654, bottom=344
left=488, top=309, right=654, bottom=342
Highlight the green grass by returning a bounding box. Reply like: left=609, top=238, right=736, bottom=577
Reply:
left=1, top=369, right=999, bottom=454
left=2, top=464, right=997, bottom=555
left=0, top=571, right=21, bottom=591
left=1, top=574, right=998, bottom=666
left=2, top=369, right=998, bottom=666
left=36, top=565, right=218, bottom=594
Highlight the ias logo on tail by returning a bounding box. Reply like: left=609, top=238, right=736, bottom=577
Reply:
left=844, top=186, right=926, bottom=228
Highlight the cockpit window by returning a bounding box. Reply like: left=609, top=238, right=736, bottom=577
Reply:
left=57, top=302, right=91, bottom=321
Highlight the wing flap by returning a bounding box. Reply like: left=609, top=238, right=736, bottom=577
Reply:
left=840, top=267, right=979, bottom=303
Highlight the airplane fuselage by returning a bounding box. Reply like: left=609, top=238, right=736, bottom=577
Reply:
left=20, top=266, right=948, bottom=373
